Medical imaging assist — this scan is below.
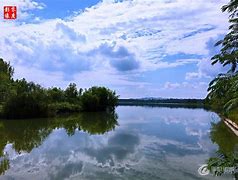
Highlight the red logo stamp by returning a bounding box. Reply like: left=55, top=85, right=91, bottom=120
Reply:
left=4, top=6, right=17, bottom=20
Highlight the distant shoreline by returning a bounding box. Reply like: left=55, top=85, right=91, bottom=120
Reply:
left=117, top=98, right=207, bottom=109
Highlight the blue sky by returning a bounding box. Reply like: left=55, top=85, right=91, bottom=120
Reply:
left=0, top=0, right=230, bottom=98
left=33, top=0, right=101, bottom=19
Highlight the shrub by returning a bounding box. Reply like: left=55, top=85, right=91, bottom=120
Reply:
left=2, top=79, right=52, bottom=119
left=3, top=93, right=51, bottom=119
left=49, top=102, right=81, bottom=114
left=81, top=86, right=119, bottom=112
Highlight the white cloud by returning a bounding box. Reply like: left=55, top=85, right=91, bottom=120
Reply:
left=185, top=58, right=230, bottom=80
left=56, top=22, right=87, bottom=43
left=164, top=81, right=207, bottom=90
left=164, top=82, right=181, bottom=89
left=185, top=34, right=230, bottom=81
left=0, top=0, right=230, bottom=97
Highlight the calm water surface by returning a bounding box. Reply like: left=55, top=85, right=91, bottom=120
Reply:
left=0, top=106, right=237, bottom=180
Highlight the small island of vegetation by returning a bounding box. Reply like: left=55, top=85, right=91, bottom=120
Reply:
left=0, top=58, right=119, bottom=119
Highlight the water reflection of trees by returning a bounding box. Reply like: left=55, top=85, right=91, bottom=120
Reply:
left=0, top=111, right=118, bottom=175
left=207, top=121, right=238, bottom=178
left=55, top=112, right=118, bottom=136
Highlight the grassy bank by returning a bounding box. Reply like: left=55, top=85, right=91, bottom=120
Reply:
left=204, top=102, right=238, bottom=124
left=227, top=109, right=238, bottom=124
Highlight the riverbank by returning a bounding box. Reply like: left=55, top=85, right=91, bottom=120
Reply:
left=227, top=110, right=238, bottom=123
left=218, top=109, right=238, bottom=137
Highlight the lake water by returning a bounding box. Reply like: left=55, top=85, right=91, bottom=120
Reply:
left=0, top=106, right=237, bottom=180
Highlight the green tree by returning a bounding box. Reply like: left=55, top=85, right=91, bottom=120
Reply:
left=0, top=58, right=14, bottom=79
left=222, top=0, right=238, bottom=18
left=2, top=79, right=51, bottom=119
left=65, top=83, right=79, bottom=103
left=222, top=74, right=238, bottom=112
left=0, top=58, right=14, bottom=103
left=81, top=86, right=119, bottom=112
left=47, top=87, right=65, bottom=103
left=207, top=0, right=238, bottom=115
left=207, top=74, right=234, bottom=110
left=79, top=88, right=83, bottom=96
left=211, top=0, right=238, bottom=73
left=0, top=58, right=119, bottom=118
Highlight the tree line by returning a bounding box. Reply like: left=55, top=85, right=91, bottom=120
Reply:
left=206, top=0, right=238, bottom=178
left=118, top=98, right=205, bottom=109
left=0, top=58, right=119, bottom=119
left=205, top=0, right=238, bottom=122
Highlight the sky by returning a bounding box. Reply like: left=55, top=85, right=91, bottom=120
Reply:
left=0, top=0, right=231, bottom=98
